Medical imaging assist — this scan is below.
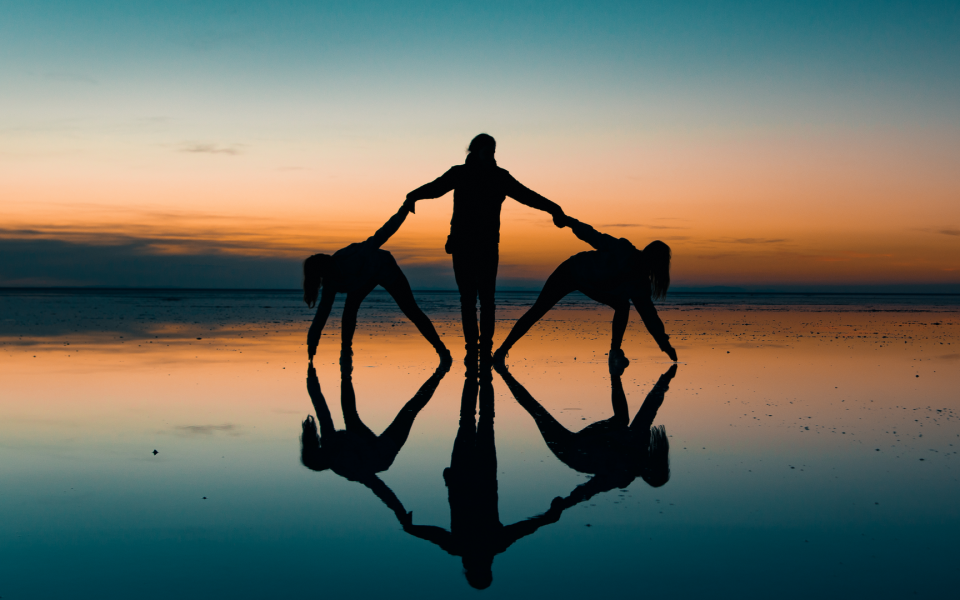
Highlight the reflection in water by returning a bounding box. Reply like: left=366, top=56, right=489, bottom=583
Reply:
left=299, top=361, right=449, bottom=522
left=403, top=368, right=565, bottom=589
left=499, top=363, right=676, bottom=508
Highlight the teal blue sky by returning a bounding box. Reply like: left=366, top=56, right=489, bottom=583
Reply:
left=4, top=1, right=958, bottom=129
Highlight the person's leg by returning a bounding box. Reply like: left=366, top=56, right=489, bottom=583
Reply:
left=498, top=366, right=575, bottom=455
left=340, top=283, right=376, bottom=358
left=340, top=369, right=375, bottom=438
left=453, top=252, right=480, bottom=365
left=379, top=260, right=449, bottom=359
left=476, top=249, right=499, bottom=359
left=495, top=261, right=577, bottom=358
left=609, top=300, right=631, bottom=368
left=379, top=365, right=447, bottom=455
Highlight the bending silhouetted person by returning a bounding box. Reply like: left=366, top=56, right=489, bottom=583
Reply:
left=495, top=216, right=677, bottom=365
left=499, top=362, right=676, bottom=508
left=303, top=206, right=449, bottom=363
left=299, top=362, right=448, bottom=522
left=401, top=369, right=564, bottom=589
left=404, top=134, right=566, bottom=367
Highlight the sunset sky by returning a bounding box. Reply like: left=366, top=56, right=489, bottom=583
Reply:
left=2, top=1, right=958, bottom=290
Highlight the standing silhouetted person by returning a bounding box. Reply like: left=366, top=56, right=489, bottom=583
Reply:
left=401, top=368, right=564, bottom=589
left=495, top=216, right=677, bottom=366
left=404, top=134, right=566, bottom=368
left=498, top=362, right=676, bottom=508
left=303, top=205, right=450, bottom=364
left=299, top=361, right=448, bottom=522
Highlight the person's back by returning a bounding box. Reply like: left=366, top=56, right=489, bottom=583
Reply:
left=445, top=160, right=519, bottom=249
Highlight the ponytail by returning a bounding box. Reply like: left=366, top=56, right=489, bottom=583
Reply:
left=302, top=254, right=332, bottom=307
left=643, top=241, right=671, bottom=301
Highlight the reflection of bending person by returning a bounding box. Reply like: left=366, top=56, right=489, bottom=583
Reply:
left=402, top=370, right=564, bottom=590
left=495, top=217, right=677, bottom=365
left=404, top=134, right=565, bottom=366
left=499, top=363, right=676, bottom=508
left=303, top=206, right=449, bottom=363
left=299, top=363, right=448, bottom=522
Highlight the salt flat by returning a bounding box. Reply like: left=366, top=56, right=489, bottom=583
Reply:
left=1, top=289, right=958, bottom=598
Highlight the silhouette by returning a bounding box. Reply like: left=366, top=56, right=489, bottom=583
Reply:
left=498, top=362, right=677, bottom=509
left=303, top=206, right=450, bottom=364
left=495, top=216, right=677, bottom=366
left=401, top=368, right=565, bottom=589
left=299, top=361, right=448, bottom=522
left=404, top=134, right=566, bottom=368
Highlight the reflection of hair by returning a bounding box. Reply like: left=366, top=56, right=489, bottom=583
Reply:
left=643, top=241, right=671, bottom=301
left=640, top=424, right=670, bottom=487
left=467, top=133, right=496, bottom=155
left=302, top=254, right=332, bottom=307
left=300, top=415, right=330, bottom=472
left=462, top=555, right=494, bottom=589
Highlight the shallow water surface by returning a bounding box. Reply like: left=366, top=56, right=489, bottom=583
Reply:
left=1, top=290, right=958, bottom=598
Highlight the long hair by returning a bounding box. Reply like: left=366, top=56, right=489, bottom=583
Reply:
left=643, top=241, right=671, bottom=301
left=640, top=424, right=670, bottom=487
left=302, top=254, right=332, bottom=307
left=467, top=133, right=496, bottom=155
left=300, top=415, right=330, bottom=472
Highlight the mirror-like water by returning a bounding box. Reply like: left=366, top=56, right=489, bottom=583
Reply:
left=1, top=290, right=958, bottom=598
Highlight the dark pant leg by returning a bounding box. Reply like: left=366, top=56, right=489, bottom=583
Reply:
left=476, top=250, right=499, bottom=352
left=452, top=252, right=481, bottom=349
left=379, top=258, right=445, bottom=351
left=499, top=260, right=578, bottom=353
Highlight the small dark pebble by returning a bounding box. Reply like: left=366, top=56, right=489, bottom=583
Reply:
left=152, top=450, right=158, bottom=455
left=203, top=497, right=207, bottom=500
left=585, top=524, right=591, bottom=527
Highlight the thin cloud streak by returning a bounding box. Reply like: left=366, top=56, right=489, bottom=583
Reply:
left=177, top=143, right=243, bottom=155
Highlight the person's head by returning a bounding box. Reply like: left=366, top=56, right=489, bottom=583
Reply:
left=639, top=424, right=670, bottom=487
left=302, top=253, right=333, bottom=307
left=467, top=133, right=496, bottom=158
left=462, top=555, right=494, bottom=589
left=300, top=415, right=331, bottom=472
left=642, top=240, right=671, bottom=301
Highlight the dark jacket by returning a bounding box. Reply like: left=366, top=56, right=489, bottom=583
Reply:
left=406, top=156, right=561, bottom=251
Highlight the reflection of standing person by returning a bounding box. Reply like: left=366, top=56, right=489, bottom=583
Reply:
left=302, top=206, right=449, bottom=364
left=404, top=134, right=566, bottom=367
left=495, top=216, right=677, bottom=366
left=299, top=363, right=448, bottom=522
left=401, top=369, right=564, bottom=590
left=498, top=362, right=676, bottom=508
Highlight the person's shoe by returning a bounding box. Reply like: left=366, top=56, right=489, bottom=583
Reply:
left=608, top=348, right=629, bottom=374
left=493, top=346, right=508, bottom=366
left=437, top=346, right=453, bottom=370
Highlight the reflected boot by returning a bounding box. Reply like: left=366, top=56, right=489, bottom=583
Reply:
left=464, top=342, right=479, bottom=375
left=478, top=338, right=493, bottom=368
left=436, top=344, right=453, bottom=370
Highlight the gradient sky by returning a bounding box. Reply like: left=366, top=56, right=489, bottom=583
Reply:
left=2, top=1, right=958, bottom=289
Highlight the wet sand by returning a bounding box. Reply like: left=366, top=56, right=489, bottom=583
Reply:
left=1, top=289, right=958, bottom=598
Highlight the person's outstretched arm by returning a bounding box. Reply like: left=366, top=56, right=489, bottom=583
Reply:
left=363, top=206, right=409, bottom=250
left=404, top=167, right=459, bottom=213
left=402, top=522, right=456, bottom=554
left=566, top=218, right=622, bottom=252
left=306, top=365, right=336, bottom=435
left=631, top=364, right=677, bottom=432
left=554, top=474, right=620, bottom=510
left=631, top=296, right=677, bottom=361
left=307, top=287, right=337, bottom=359
left=503, top=174, right=565, bottom=226
left=500, top=499, right=565, bottom=548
